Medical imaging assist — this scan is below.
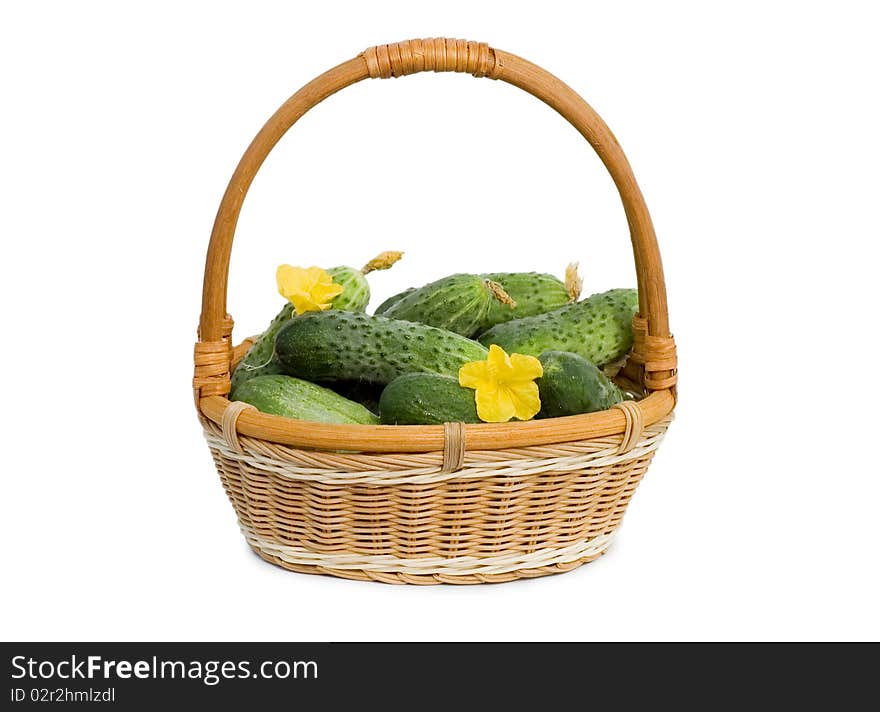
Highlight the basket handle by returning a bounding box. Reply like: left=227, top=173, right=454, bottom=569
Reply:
left=195, top=38, right=676, bottom=402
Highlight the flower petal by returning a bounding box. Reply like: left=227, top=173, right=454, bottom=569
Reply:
left=303, top=266, right=326, bottom=284
left=312, top=281, right=344, bottom=308
left=486, top=344, right=514, bottom=379
left=509, top=352, right=543, bottom=381
left=475, top=383, right=516, bottom=423
left=276, top=264, right=300, bottom=299
left=459, top=359, right=490, bottom=390
left=505, top=380, right=541, bottom=421
left=276, top=264, right=342, bottom=313
left=460, top=346, right=542, bottom=422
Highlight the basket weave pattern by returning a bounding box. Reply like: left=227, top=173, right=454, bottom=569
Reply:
left=194, top=38, right=677, bottom=584
left=204, top=415, right=670, bottom=583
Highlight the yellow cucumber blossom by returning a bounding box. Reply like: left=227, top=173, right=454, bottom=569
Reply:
left=276, top=265, right=344, bottom=314
left=459, top=344, right=543, bottom=423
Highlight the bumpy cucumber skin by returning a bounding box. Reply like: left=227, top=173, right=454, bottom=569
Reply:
left=229, top=303, right=292, bottom=390
left=327, top=266, right=370, bottom=312
left=230, top=266, right=370, bottom=390
left=377, top=352, right=623, bottom=424
left=229, top=374, right=379, bottom=424
left=377, top=274, right=490, bottom=337
left=536, top=351, right=624, bottom=418
left=274, top=311, right=488, bottom=385
left=374, top=287, right=416, bottom=315
left=479, top=288, right=639, bottom=367
left=379, top=373, right=479, bottom=425
left=480, top=272, right=569, bottom=330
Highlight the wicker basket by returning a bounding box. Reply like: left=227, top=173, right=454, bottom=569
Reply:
left=193, top=38, right=678, bottom=584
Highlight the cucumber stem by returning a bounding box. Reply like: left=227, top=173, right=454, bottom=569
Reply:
left=565, top=262, right=583, bottom=302
left=484, top=279, right=517, bottom=309
left=361, top=250, right=404, bottom=274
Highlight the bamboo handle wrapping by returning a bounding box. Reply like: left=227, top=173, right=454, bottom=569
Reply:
left=195, top=38, right=676, bottom=406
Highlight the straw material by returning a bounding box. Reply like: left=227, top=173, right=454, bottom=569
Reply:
left=204, top=413, right=671, bottom=584
left=194, top=38, right=678, bottom=583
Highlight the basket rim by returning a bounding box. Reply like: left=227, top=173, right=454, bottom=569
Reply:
left=199, top=387, right=674, bottom=453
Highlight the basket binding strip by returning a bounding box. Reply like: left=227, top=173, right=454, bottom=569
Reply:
left=244, top=530, right=616, bottom=576
left=194, top=38, right=677, bottom=584
left=203, top=417, right=670, bottom=486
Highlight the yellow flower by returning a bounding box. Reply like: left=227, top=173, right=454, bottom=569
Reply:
left=459, top=344, right=543, bottom=423
left=276, top=265, right=344, bottom=314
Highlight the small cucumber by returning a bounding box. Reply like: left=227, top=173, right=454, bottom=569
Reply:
left=379, top=373, right=478, bottom=425
left=536, top=351, right=624, bottom=418
left=231, top=253, right=401, bottom=390
left=229, top=374, right=379, bottom=424
left=376, top=274, right=507, bottom=337
left=479, top=288, right=639, bottom=367
left=326, top=265, right=371, bottom=312
left=376, top=352, right=624, bottom=424
left=480, top=272, right=571, bottom=330
left=230, top=302, right=293, bottom=391
left=274, top=311, right=488, bottom=385
left=376, top=268, right=577, bottom=336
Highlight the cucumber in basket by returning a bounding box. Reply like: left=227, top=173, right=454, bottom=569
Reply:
left=375, top=273, right=515, bottom=337
left=479, top=269, right=577, bottom=331
left=535, top=351, right=624, bottom=418
left=376, top=267, right=578, bottom=337
left=379, top=351, right=624, bottom=425
left=379, top=373, right=479, bottom=424
left=231, top=253, right=401, bottom=390
left=479, top=288, right=639, bottom=367
left=230, top=374, right=378, bottom=424
left=274, top=311, right=488, bottom=384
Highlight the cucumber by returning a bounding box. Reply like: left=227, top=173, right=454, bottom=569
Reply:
left=480, top=272, right=571, bottom=330
left=229, top=374, right=379, bottom=424
left=274, top=311, right=488, bottom=385
left=376, top=269, right=576, bottom=336
left=536, top=351, right=624, bottom=418
left=376, top=274, right=510, bottom=337
left=479, top=288, right=639, bottom=367
left=374, top=287, right=415, bottom=315
left=229, top=304, right=292, bottom=390
left=379, top=373, right=478, bottom=425
left=376, top=352, right=624, bottom=424
left=326, top=265, right=371, bottom=312
left=230, top=253, right=401, bottom=390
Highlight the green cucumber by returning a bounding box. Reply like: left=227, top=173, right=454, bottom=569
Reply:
left=536, top=351, right=624, bottom=418
left=376, top=352, right=624, bottom=424
left=480, top=272, right=571, bottom=330
left=379, top=373, right=478, bottom=425
left=376, top=270, right=575, bottom=336
left=230, top=255, right=400, bottom=390
left=229, top=304, right=292, bottom=390
left=479, top=288, right=639, bottom=366
left=229, top=374, right=379, bottom=424
left=374, top=287, right=415, bottom=315
left=326, top=265, right=370, bottom=312
left=274, top=311, right=488, bottom=385
left=376, top=273, right=507, bottom=337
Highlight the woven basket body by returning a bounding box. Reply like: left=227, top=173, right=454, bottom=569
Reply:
left=194, top=39, right=677, bottom=584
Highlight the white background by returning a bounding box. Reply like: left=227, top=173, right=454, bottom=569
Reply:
left=2, top=1, right=878, bottom=642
